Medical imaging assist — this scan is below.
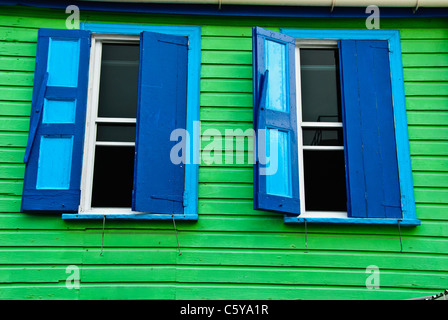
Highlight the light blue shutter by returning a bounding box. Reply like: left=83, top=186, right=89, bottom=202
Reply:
left=252, top=27, right=300, bottom=215
left=132, top=31, right=188, bottom=214
left=339, top=40, right=402, bottom=219
left=21, top=29, right=90, bottom=212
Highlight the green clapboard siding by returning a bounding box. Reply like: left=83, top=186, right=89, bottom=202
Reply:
left=0, top=5, right=447, bottom=300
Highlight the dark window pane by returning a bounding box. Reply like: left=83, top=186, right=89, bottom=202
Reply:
left=96, top=123, right=136, bottom=142
left=303, top=150, right=347, bottom=211
left=302, top=128, right=344, bottom=146
left=300, top=49, right=337, bottom=66
left=98, top=43, right=139, bottom=118
left=91, top=146, right=135, bottom=208
left=300, top=49, right=342, bottom=122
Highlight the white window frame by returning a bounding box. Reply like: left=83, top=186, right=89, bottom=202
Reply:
left=295, top=39, right=347, bottom=219
left=79, top=33, right=141, bottom=215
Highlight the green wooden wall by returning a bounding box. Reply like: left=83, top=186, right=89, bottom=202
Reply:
left=0, top=5, right=447, bottom=300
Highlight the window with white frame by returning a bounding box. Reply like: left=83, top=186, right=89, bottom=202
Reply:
left=295, top=40, right=347, bottom=218
left=252, top=27, right=419, bottom=225
left=81, top=34, right=140, bottom=213
left=21, top=26, right=200, bottom=220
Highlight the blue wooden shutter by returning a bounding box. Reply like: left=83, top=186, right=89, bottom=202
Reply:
left=252, top=27, right=300, bottom=215
left=132, top=31, right=188, bottom=214
left=21, top=29, right=90, bottom=212
left=339, top=40, right=402, bottom=219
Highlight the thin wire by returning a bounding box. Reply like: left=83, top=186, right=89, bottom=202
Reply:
left=172, top=215, right=182, bottom=256
left=398, top=220, right=403, bottom=253
left=413, top=0, right=420, bottom=13
left=304, top=219, right=308, bottom=253
left=330, top=0, right=336, bottom=12
left=100, top=215, right=106, bottom=256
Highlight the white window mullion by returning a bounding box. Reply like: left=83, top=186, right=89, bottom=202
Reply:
left=301, top=122, right=343, bottom=128
left=302, top=146, right=344, bottom=151
left=96, top=117, right=137, bottom=124
left=95, top=141, right=135, bottom=147
left=295, top=45, right=306, bottom=216
left=80, top=38, right=103, bottom=213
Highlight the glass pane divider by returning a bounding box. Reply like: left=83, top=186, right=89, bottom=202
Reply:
left=95, top=141, right=135, bottom=147
left=96, top=117, right=136, bottom=123
left=301, top=122, right=343, bottom=127
left=302, top=146, right=344, bottom=151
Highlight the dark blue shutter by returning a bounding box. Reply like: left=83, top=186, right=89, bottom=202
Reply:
left=252, top=27, right=300, bottom=215
left=132, top=31, right=188, bottom=214
left=21, top=29, right=90, bottom=212
left=339, top=40, right=402, bottom=219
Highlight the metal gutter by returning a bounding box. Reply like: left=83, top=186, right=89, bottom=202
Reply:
left=2, top=0, right=448, bottom=17
left=79, top=0, right=448, bottom=8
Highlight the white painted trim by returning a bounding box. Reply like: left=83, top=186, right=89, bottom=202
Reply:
left=298, top=211, right=347, bottom=219
left=295, top=45, right=306, bottom=216
left=96, top=117, right=136, bottom=123
left=81, top=208, right=136, bottom=215
left=301, top=122, right=343, bottom=127
left=79, top=208, right=161, bottom=217
left=302, top=146, right=344, bottom=150
left=95, top=141, right=135, bottom=147
left=91, top=33, right=140, bottom=42
left=295, top=39, right=338, bottom=48
left=80, top=37, right=102, bottom=214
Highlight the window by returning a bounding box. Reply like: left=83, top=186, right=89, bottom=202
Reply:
left=21, top=25, right=200, bottom=220
left=296, top=44, right=347, bottom=216
left=83, top=36, right=140, bottom=212
left=252, top=27, right=419, bottom=226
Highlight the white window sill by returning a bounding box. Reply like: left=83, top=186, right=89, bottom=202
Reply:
left=284, top=215, right=420, bottom=226
left=62, top=213, right=198, bottom=221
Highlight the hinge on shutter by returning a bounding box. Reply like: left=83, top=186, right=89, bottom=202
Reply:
left=88, top=36, right=91, bottom=47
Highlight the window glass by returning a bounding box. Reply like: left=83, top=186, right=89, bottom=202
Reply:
left=91, top=146, right=135, bottom=207
left=92, top=43, right=139, bottom=208
left=98, top=43, right=139, bottom=118
left=300, top=47, right=347, bottom=212
left=96, top=123, right=136, bottom=142
left=303, top=150, right=347, bottom=211
left=302, top=128, right=344, bottom=146
left=300, top=49, right=342, bottom=123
